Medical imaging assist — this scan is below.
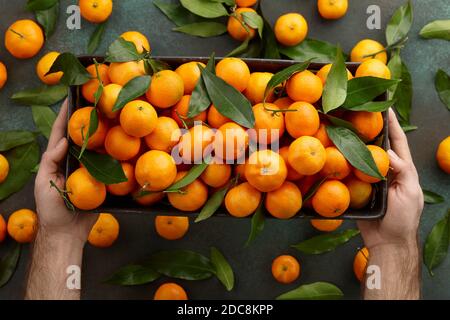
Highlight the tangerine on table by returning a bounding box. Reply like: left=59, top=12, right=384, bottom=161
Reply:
left=171, top=95, right=207, bottom=127
left=225, top=182, right=261, bottom=218
left=317, top=0, right=349, bottom=20
left=0, top=61, right=7, bottom=89
left=285, top=101, right=320, bottom=138
left=66, top=167, right=107, bottom=210
left=316, top=63, right=353, bottom=85
left=227, top=8, right=257, bottom=42
left=273, top=97, right=294, bottom=110
left=146, top=70, right=184, bottom=109
left=271, top=255, right=301, bottom=284
left=244, top=72, right=274, bottom=104
left=312, top=180, right=350, bottom=218
left=207, top=105, right=230, bottom=129
left=135, top=150, right=177, bottom=191
left=0, top=214, right=6, bottom=243
left=180, top=124, right=215, bottom=163
left=236, top=0, right=258, bottom=7
left=200, top=161, right=232, bottom=188
left=252, top=103, right=285, bottom=145
left=79, top=0, right=113, bottom=23
left=279, top=146, right=303, bottom=181
left=245, top=150, right=287, bottom=192
left=7, top=209, right=38, bottom=243
left=274, top=13, right=308, bottom=47
left=98, top=83, right=122, bottom=119
left=288, top=136, right=326, bottom=176
left=154, top=283, right=188, bottom=300
left=88, top=213, right=119, bottom=248
left=107, top=162, right=137, bottom=196
left=437, top=136, right=450, bottom=174
left=82, top=63, right=111, bottom=104
left=120, top=31, right=150, bottom=54
left=107, top=60, right=146, bottom=86
left=354, top=145, right=390, bottom=183
left=214, top=122, right=249, bottom=161
left=134, top=190, right=165, bottom=206
left=155, top=216, right=189, bottom=240
left=120, top=100, right=158, bottom=138
left=104, top=125, right=141, bottom=161
left=144, top=116, right=181, bottom=153
left=286, top=70, right=323, bottom=103
left=313, top=123, right=333, bottom=148
left=345, top=111, right=383, bottom=141
left=68, top=106, right=107, bottom=150
left=350, top=39, right=387, bottom=64
left=167, top=172, right=208, bottom=212
left=353, top=247, right=369, bottom=282
left=320, top=146, right=351, bottom=180
left=36, top=52, right=63, bottom=85
left=216, top=57, right=251, bottom=92
left=0, top=154, right=10, bottom=183
left=4, top=19, right=44, bottom=59
left=355, top=59, right=391, bottom=79
left=345, top=176, right=373, bottom=209
left=265, top=181, right=302, bottom=219
left=175, top=61, right=206, bottom=95
left=310, top=219, right=343, bottom=232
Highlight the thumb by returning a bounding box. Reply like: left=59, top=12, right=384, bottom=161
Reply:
left=387, top=149, right=415, bottom=184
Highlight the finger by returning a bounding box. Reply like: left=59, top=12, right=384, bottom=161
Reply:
left=39, top=138, right=68, bottom=176
left=47, top=99, right=68, bottom=150
left=388, top=108, right=412, bottom=162
left=387, top=149, right=416, bottom=185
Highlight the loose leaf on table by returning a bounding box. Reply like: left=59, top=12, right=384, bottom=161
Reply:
left=326, top=126, right=384, bottom=180
left=112, top=76, right=151, bottom=111
left=195, top=184, right=230, bottom=222
left=210, top=247, right=234, bottom=291
left=0, top=142, right=40, bottom=201
left=145, top=250, right=216, bottom=280
left=165, top=158, right=210, bottom=192
left=424, top=210, right=450, bottom=276
left=187, top=55, right=215, bottom=117
left=303, top=176, right=328, bottom=202
left=105, top=38, right=144, bottom=63
left=153, top=0, right=208, bottom=27
left=35, top=1, right=59, bottom=39
left=343, top=77, right=400, bottom=108
left=0, top=131, right=37, bottom=152
left=292, top=229, right=360, bottom=255
left=261, top=18, right=280, bottom=59
left=26, top=0, right=58, bottom=11
left=241, top=11, right=264, bottom=38
left=435, top=69, right=450, bottom=111
left=180, top=0, right=228, bottom=19
left=245, top=199, right=265, bottom=247
left=423, top=189, right=445, bottom=205
left=276, top=282, right=343, bottom=300
left=173, top=22, right=227, bottom=38
left=79, top=108, right=99, bottom=159
left=401, top=124, right=418, bottom=133
left=104, top=264, right=160, bottom=286
left=226, top=38, right=250, bottom=57
left=201, top=66, right=255, bottom=128
left=342, top=100, right=396, bottom=112
left=70, top=146, right=127, bottom=185
left=88, top=21, right=107, bottom=54
left=0, top=242, right=22, bottom=288
left=393, top=61, right=413, bottom=125
left=385, top=0, right=413, bottom=46
left=47, top=53, right=91, bottom=86
left=32, top=106, right=56, bottom=139
left=322, top=47, right=347, bottom=113
left=387, top=51, right=402, bottom=99
left=420, top=20, right=450, bottom=41
left=264, top=60, right=311, bottom=102
left=11, top=84, right=68, bottom=106
left=278, top=38, right=347, bottom=63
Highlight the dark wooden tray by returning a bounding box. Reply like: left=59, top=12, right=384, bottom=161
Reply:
left=66, top=56, right=388, bottom=220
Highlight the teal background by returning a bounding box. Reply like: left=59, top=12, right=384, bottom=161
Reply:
left=0, top=0, right=449, bottom=299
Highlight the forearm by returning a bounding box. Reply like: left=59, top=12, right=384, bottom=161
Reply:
left=25, top=229, right=86, bottom=300
left=362, top=243, right=421, bottom=300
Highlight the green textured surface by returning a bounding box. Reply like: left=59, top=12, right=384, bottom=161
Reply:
left=0, top=0, right=449, bottom=299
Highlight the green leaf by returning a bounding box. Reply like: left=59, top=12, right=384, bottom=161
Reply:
left=165, top=158, right=210, bottom=192
left=292, top=229, right=360, bottom=255
left=201, top=66, right=255, bottom=128
left=0, top=142, right=40, bottom=201
left=104, top=264, right=160, bottom=286
left=153, top=0, right=207, bottom=27
left=79, top=108, right=99, bottom=159
left=105, top=38, right=144, bottom=63
left=322, top=113, right=359, bottom=135
left=173, top=22, right=227, bottom=38
left=47, top=53, right=91, bottom=86
left=70, top=146, right=127, bottom=185
left=423, top=189, right=445, bottom=204
left=264, top=60, right=311, bottom=102
left=226, top=38, right=250, bottom=57
left=145, top=250, right=215, bottom=280
left=0, top=131, right=37, bottom=152
left=180, top=0, right=228, bottom=18
left=322, top=47, right=348, bottom=113
left=435, top=69, right=450, bottom=111
left=420, top=20, right=450, bottom=41
left=187, top=60, right=214, bottom=118
left=112, top=76, right=151, bottom=111
left=261, top=18, right=280, bottom=59
left=0, top=242, right=21, bottom=288
left=303, top=176, right=328, bottom=202
left=26, top=0, right=58, bottom=11
left=343, top=100, right=396, bottom=112
left=387, top=51, right=402, bottom=99
left=31, top=106, right=56, bottom=139
left=276, top=282, right=343, bottom=300
left=401, top=124, right=418, bottom=133
left=241, top=11, right=264, bottom=38
left=88, top=22, right=107, bottom=54
left=11, top=84, right=68, bottom=106
left=386, top=0, right=413, bottom=46
left=279, top=39, right=347, bottom=64
left=392, top=61, right=412, bottom=124
left=245, top=199, right=265, bottom=247
left=343, top=77, right=400, bottom=108
left=326, top=126, right=384, bottom=180
left=35, top=1, right=59, bottom=39
left=424, top=210, right=450, bottom=276
left=195, top=184, right=229, bottom=222
left=210, top=247, right=234, bottom=291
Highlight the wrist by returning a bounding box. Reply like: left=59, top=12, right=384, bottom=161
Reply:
left=36, top=227, right=86, bottom=252
left=368, top=240, right=419, bottom=260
